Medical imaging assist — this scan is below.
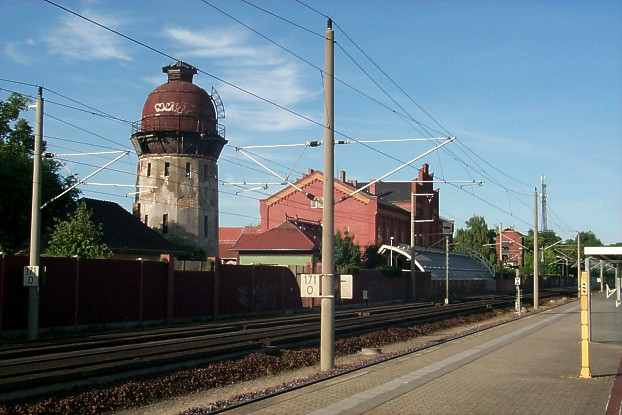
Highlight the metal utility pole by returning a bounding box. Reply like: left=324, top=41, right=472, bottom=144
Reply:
left=410, top=192, right=416, bottom=300
left=540, top=175, right=547, bottom=232
left=320, top=18, right=335, bottom=372
left=533, top=189, right=539, bottom=310
left=444, top=236, right=449, bottom=305
left=28, top=86, right=43, bottom=340
left=497, top=224, right=503, bottom=266
left=599, top=260, right=604, bottom=293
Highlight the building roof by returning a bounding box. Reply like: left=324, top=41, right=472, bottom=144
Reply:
left=414, top=247, right=494, bottom=280
left=357, top=181, right=411, bottom=203
left=235, top=220, right=320, bottom=252
left=81, top=198, right=175, bottom=254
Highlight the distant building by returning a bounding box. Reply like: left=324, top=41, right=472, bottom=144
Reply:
left=234, top=218, right=321, bottom=270
left=257, top=163, right=446, bottom=250
left=81, top=198, right=176, bottom=260
left=496, top=228, right=524, bottom=267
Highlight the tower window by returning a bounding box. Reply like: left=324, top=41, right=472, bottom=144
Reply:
left=135, top=203, right=141, bottom=218
left=162, top=214, right=168, bottom=234
left=144, top=214, right=148, bottom=226
left=204, top=216, right=208, bottom=237
left=186, top=162, right=191, bottom=178
left=147, top=162, right=151, bottom=177
left=164, top=162, right=170, bottom=177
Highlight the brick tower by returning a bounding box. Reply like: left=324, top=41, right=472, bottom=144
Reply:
left=131, top=61, right=226, bottom=256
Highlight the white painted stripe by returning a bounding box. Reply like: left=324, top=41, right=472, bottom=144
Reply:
left=307, top=307, right=575, bottom=415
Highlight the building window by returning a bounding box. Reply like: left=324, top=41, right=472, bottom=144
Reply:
left=164, top=162, right=170, bottom=177
left=186, top=162, right=191, bottom=178
left=135, top=203, right=141, bottom=218
left=311, top=197, right=323, bottom=208
left=204, top=215, right=208, bottom=237
left=144, top=214, right=148, bottom=226
left=162, top=214, right=168, bottom=234
left=147, top=162, right=151, bottom=177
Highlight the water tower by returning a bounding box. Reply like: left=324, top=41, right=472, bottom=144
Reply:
left=131, top=61, right=226, bottom=257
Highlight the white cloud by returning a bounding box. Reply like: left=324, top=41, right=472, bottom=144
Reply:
left=227, top=105, right=312, bottom=132
left=46, top=11, right=131, bottom=62
left=164, top=26, right=320, bottom=133
left=3, top=40, right=35, bottom=65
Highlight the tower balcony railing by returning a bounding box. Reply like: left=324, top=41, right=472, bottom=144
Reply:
left=131, top=114, right=225, bottom=138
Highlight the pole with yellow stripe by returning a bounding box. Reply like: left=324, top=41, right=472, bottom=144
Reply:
left=579, top=269, right=591, bottom=379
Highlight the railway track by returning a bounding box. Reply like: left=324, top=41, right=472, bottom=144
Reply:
left=0, top=289, right=573, bottom=401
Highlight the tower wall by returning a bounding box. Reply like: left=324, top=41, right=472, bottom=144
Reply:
left=134, top=155, right=219, bottom=257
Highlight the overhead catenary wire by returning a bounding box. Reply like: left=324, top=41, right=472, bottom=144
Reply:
left=199, top=0, right=442, bottom=134
left=37, top=0, right=553, bottom=235
left=40, top=0, right=449, bottom=179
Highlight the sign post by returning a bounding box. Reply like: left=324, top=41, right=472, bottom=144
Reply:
left=579, top=270, right=591, bottom=379
left=23, top=266, right=40, bottom=287
left=514, top=269, right=521, bottom=315
left=300, top=274, right=321, bottom=298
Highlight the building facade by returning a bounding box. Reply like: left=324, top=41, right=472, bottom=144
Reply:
left=131, top=62, right=226, bottom=257
left=257, top=164, right=445, bottom=250
left=496, top=228, right=524, bottom=267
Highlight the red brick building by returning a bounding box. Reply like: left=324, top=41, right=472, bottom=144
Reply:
left=496, top=228, right=524, bottom=267
left=257, top=163, right=446, bottom=250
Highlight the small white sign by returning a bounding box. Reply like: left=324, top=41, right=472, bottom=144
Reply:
left=514, top=276, right=521, bottom=286
left=362, top=289, right=368, bottom=300
left=340, top=274, right=353, bottom=299
left=23, top=266, right=39, bottom=287
left=300, top=274, right=321, bottom=298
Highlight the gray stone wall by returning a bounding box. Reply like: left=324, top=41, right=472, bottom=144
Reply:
left=134, top=155, right=219, bottom=257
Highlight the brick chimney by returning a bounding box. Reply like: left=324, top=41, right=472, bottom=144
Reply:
left=340, top=170, right=346, bottom=183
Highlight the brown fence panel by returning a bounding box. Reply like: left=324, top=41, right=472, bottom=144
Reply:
left=39, top=257, right=76, bottom=327
left=142, top=261, right=168, bottom=321
left=2, top=255, right=28, bottom=330
left=173, top=271, right=213, bottom=319
left=78, top=259, right=141, bottom=324
left=220, top=265, right=252, bottom=315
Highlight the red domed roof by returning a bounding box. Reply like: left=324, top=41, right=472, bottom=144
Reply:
left=139, top=62, right=217, bottom=135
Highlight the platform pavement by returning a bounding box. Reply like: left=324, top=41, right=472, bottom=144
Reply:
left=224, top=296, right=622, bottom=415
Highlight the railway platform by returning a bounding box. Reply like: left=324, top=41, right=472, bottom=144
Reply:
left=225, top=296, right=622, bottom=415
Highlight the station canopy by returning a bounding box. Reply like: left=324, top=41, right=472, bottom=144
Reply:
left=379, top=244, right=494, bottom=281
left=414, top=248, right=494, bottom=280
left=584, top=246, right=622, bottom=264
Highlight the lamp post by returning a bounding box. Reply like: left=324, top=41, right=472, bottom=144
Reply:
left=390, top=236, right=394, bottom=267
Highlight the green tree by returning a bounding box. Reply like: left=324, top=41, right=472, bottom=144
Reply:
left=46, top=202, right=112, bottom=258
left=453, top=216, right=496, bottom=264
left=0, top=93, right=78, bottom=252
left=334, top=231, right=361, bottom=273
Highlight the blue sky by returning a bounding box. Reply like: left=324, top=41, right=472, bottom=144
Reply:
left=1, top=0, right=621, bottom=243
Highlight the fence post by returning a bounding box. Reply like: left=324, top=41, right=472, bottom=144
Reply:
left=213, top=260, right=221, bottom=318
left=250, top=266, right=256, bottom=312
left=161, top=254, right=175, bottom=321
left=0, top=253, right=5, bottom=331
left=74, top=256, right=80, bottom=326
left=138, top=258, right=144, bottom=322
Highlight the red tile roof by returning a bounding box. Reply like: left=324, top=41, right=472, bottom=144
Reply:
left=218, top=226, right=260, bottom=259
left=234, top=221, right=318, bottom=251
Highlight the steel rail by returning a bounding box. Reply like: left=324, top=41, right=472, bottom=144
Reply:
left=0, top=290, right=573, bottom=400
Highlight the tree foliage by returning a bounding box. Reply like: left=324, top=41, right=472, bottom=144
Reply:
left=453, top=216, right=496, bottom=265
left=46, top=202, right=112, bottom=258
left=334, top=231, right=361, bottom=273
left=0, top=93, right=78, bottom=252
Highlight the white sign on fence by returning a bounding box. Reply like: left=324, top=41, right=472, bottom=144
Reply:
left=340, top=274, right=353, bottom=299
left=300, top=274, right=321, bottom=298
left=23, top=265, right=39, bottom=287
